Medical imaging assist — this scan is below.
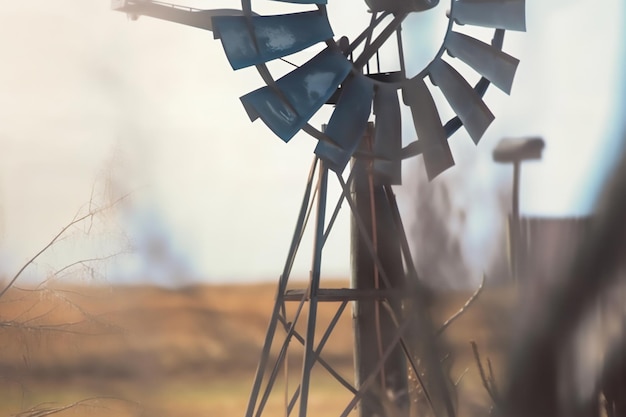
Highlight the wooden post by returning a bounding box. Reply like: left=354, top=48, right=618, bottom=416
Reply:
left=492, top=136, right=545, bottom=282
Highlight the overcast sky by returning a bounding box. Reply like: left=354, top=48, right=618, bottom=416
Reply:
left=0, top=1, right=624, bottom=285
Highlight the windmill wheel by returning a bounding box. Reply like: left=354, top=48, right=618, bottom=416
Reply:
left=211, top=0, right=526, bottom=180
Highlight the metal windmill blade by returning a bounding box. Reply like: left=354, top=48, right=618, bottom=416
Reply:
left=429, top=58, right=495, bottom=144
left=452, top=0, right=526, bottom=31
left=240, top=47, right=352, bottom=143
left=445, top=31, right=520, bottom=95
left=403, top=78, right=454, bottom=180
left=314, top=73, right=374, bottom=172
left=372, top=85, right=402, bottom=185
left=211, top=11, right=333, bottom=70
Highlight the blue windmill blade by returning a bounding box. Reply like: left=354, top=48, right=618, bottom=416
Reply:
left=429, top=58, right=495, bottom=144
left=373, top=86, right=402, bottom=185
left=212, top=11, right=333, bottom=70
left=240, top=90, right=301, bottom=140
left=240, top=47, right=352, bottom=143
left=446, top=31, right=520, bottom=95
left=452, top=0, right=526, bottom=32
left=402, top=78, right=454, bottom=180
left=315, top=74, right=374, bottom=173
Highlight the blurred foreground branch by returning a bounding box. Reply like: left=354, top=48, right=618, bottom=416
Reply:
left=502, top=139, right=626, bottom=417
left=437, top=274, right=485, bottom=337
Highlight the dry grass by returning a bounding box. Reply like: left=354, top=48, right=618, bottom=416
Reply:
left=0, top=280, right=517, bottom=416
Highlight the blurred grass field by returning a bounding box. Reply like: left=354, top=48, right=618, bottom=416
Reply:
left=0, top=280, right=516, bottom=416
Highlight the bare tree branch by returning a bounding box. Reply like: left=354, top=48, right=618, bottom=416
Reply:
left=0, top=320, right=110, bottom=335
left=0, top=193, right=131, bottom=300
left=454, top=368, right=469, bottom=387
left=4, top=286, right=126, bottom=335
left=52, top=252, right=123, bottom=278
left=10, top=396, right=141, bottom=417
left=487, top=357, right=500, bottom=402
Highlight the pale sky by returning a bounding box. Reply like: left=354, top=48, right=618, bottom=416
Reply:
left=0, top=1, right=624, bottom=285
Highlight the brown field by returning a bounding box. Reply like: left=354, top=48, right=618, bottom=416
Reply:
left=0, top=280, right=516, bottom=417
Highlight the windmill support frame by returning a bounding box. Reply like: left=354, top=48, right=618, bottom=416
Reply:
left=244, top=153, right=452, bottom=417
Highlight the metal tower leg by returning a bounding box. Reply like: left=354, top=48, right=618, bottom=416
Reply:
left=246, top=158, right=355, bottom=417
left=298, top=162, right=329, bottom=417
left=245, top=158, right=319, bottom=417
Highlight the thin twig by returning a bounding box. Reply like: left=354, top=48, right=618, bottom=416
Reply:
left=37, top=287, right=125, bottom=333
left=1, top=285, right=122, bottom=336
left=11, top=396, right=140, bottom=417
left=380, top=300, right=439, bottom=417
left=52, top=252, right=125, bottom=278
left=19, top=307, right=59, bottom=325
left=437, top=274, right=486, bottom=337
left=454, top=368, right=470, bottom=387
left=487, top=358, right=500, bottom=401
left=0, top=320, right=112, bottom=336
left=7, top=296, right=42, bottom=322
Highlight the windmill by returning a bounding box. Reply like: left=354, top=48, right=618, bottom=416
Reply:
left=112, top=1, right=526, bottom=416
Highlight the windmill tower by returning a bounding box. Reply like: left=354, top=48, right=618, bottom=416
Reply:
left=112, top=1, right=526, bottom=416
